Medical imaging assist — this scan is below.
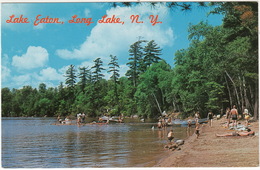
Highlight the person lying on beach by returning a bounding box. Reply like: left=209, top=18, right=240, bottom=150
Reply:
left=216, top=129, right=255, bottom=137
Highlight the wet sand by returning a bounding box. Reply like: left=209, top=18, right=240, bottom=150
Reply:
left=154, top=118, right=259, bottom=167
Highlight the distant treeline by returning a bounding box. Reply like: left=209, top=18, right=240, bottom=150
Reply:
left=2, top=2, right=258, bottom=119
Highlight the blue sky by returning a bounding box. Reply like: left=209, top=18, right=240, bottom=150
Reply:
left=1, top=2, right=223, bottom=89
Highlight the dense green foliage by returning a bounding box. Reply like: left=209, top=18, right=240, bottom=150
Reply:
left=2, top=2, right=258, bottom=119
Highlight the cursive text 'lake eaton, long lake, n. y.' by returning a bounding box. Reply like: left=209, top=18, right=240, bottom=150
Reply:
left=6, top=14, right=163, bottom=26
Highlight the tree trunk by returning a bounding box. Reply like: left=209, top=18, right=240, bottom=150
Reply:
left=152, top=93, right=162, bottom=114
left=238, top=75, right=244, bottom=112
left=242, top=76, right=251, bottom=111
left=225, top=70, right=241, bottom=108
left=173, top=95, right=180, bottom=112
left=224, top=75, right=232, bottom=107
left=172, top=101, right=176, bottom=112
left=253, top=84, right=259, bottom=120
left=160, top=88, right=165, bottom=106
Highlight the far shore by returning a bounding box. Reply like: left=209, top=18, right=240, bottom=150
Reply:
left=154, top=118, right=259, bottom=167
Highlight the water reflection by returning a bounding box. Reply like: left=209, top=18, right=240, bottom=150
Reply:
left=2, top=118, right=192, bottom=168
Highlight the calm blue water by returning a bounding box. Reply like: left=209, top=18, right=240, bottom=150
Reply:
left=2, top=117, right=189, bottom=168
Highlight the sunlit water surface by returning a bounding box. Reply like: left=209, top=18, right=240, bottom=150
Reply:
left=2, top=117, right=192, bottom=168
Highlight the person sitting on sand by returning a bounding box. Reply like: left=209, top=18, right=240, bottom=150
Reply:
left=167, top=130, right=174, bottom=143
left=195, top=123, right=200, bottom=139
left=216, top=129, right=255, bottom=137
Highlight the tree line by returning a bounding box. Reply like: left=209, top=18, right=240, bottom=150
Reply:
left=2, top=2, right=258, bottom=119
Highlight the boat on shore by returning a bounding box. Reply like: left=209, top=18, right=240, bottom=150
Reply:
left=171, top=118, right=208, bottom=126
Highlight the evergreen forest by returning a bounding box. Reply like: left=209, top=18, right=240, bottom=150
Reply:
left=1, top=2, right=258, bottom=119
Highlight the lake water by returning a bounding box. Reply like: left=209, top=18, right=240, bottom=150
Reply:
left=2, top=117, right=191, bottom=168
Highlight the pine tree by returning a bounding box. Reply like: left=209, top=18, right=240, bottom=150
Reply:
left=108, top=55, right=120, bottom=108
left=126, top=40, right=146, bottom=87
left=143, top=40, right=162, bottom=68
left=78, top=66, right=91, bottom=92
left=65, top=65, right=77, bottom=88
left=91, top=58, right=105, bottom=83
left=108, top=55, right=120, bottom=83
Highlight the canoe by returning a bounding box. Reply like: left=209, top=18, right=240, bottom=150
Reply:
left=172, top=119, right=186, bottom=125
left=181, top=118, right=208, bottom=125
left=170, top=118, right=208, bottom=125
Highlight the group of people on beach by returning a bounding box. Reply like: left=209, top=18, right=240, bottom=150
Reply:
left=166, top=106, right=255, bottom=143
left=225, top=105, right=251, bottom=128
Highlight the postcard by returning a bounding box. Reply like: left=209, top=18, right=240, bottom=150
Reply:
left=1, top=1, right=258, bottom=168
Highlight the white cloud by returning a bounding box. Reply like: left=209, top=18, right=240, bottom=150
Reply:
left=78, top=61, right=94, bottom=70
left=1, top=54, right=11, bottom=83
left=118, top=64, right=128, bottom=77
left=2, top=54, right=10, bottom=66
left=12, top=46, right=49, bottom=70
left=8, top=67, right=65, bottom=89
left=12, top=74, right=32, bottom=88
left=56, top=3, right=174, bottom=62
left=58, top=65, right=71, bottom=76
left=39, top=67, right=65, bottom=81
left=1, top=66, right=11, bottom=82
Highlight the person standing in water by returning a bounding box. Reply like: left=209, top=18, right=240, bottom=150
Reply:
left=157, top=118, right=163, bottom=129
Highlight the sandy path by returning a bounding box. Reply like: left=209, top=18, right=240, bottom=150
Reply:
left=155, top=118, right=259, bottom=167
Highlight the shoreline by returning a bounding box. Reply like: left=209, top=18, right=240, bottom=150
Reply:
left=154, top=118, right=259, bottom=167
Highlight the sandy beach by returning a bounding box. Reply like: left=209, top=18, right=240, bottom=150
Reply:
left=155, top=118, right=259, bottom=167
